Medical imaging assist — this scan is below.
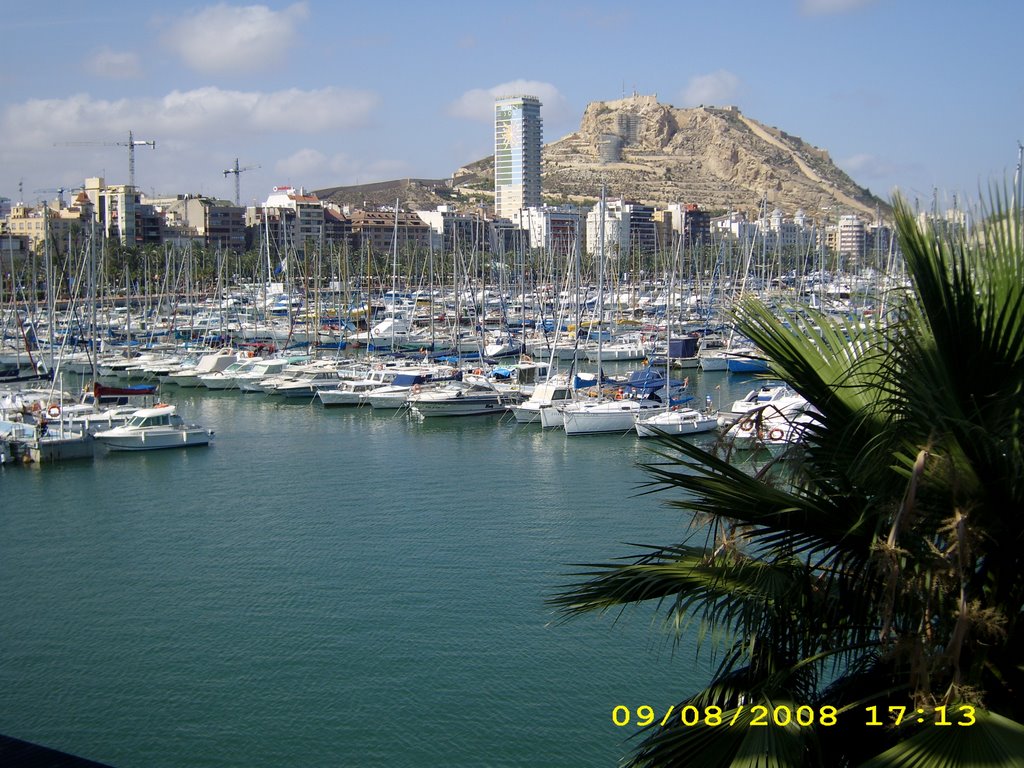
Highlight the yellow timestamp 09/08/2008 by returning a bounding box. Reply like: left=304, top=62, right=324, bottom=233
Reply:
left=610, top=703, right=978, bottom=729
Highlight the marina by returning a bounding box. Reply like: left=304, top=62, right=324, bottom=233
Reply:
left=1, top=363, right=763, bottom=768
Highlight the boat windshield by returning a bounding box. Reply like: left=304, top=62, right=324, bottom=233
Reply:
left=127, top=413, right=171, bottom=428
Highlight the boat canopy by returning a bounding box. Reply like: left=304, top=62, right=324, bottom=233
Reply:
left=391, top=373, right=430, bottom=387
left=625, top=366, right=684, bottom=393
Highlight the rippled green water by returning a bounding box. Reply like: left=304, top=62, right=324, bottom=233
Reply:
left=0, top=369, right=760, bottom=767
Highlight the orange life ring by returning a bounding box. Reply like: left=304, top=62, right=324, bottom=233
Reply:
left=47, top=404, right=61, bottom=418
left=769, top=427, right=785, bottom=441
left=473, top=368, right=482, bottom=375
left=738, top=419, right=754, bottom=432
left=412, top=385, right=421, bottom=394
left=615, top=390, right=623, bottom=401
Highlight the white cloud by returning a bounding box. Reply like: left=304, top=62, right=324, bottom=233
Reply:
left=680, top=71, right=740, bottom=107
left=276, top=148, right=327, bottom=178
left=163, top=2, right=310, bottom=74
left=87, top=47, right=142, bottom=79
left=448, top=80, right=568, bottom=123
left=159, top=86, right=378, bottom=133
left=2, top=86, right=379, bottom=148
left=275, top=150, right=410, bottom=188
left=800, top=0, right=877, bottom=16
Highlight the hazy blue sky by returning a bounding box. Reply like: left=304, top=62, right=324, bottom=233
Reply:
left=3, top=0, right=1021, bottom=213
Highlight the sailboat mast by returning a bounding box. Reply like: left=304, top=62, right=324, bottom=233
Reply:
left=391, top=198, right=399, bottom=353
left=595, top=185, right=606, bottom=384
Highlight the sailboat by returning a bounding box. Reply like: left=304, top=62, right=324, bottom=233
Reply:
left=635, top=241, right=719, bottom=438
left=557, top=188, right=669, bottom=435
left=634, top=386, right=719, bottom=437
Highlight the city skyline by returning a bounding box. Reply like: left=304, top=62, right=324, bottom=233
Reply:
left=2, top=1, right=1022, bottom=214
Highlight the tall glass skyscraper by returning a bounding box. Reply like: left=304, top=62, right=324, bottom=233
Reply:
left=494, top=95, right=543, bottom=220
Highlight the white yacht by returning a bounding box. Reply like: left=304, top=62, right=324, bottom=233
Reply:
left=164, top=349, right=240, bottom=387
left=94, top=404, right=213, bottom=451
left=233, top=359, right=293, bottom=392
left=407, top=374, right=510, bottom=418
left=509, top=375, right=575, bottom=424
left=199, top=357, right=263, bottom=390
left=719, top=383, right=805, bottom=426
left=316, top=372, right=394, bottom=407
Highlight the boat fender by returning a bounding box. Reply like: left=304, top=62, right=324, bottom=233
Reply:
left=47, top=404, right=61, bottom=418
left=769, top=427, right=785, bottom=441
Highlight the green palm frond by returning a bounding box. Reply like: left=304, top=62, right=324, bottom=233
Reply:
left=638, top=434, right=883, bottom=564
left=856, top=708, right=1024, bottom=768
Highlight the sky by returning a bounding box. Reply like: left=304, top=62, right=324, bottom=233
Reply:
left=2, top=0, right=1022, bottom=215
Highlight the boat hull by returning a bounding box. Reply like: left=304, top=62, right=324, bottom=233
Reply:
left=95, top=429, right=212, bottom=451
left=634, top=409, right=719, bottom=438
left=409, top=395, right=506, bottom=418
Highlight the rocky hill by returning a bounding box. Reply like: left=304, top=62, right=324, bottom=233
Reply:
left=316, top=95, right=886, bottom=218
left=314, top=177, right=458, bottom=210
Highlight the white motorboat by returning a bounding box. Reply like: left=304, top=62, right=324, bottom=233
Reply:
left=233, top=359, right=294, bottom=392
left=346, top=309, right=435, bottom=350
left=724, top=400, right=822, bottom=453
left=718, top=383, right=804, bottom=425
left=509, top=375, right=576, bottom=424
left=317, top=373, right=393, bottom=407
left=94, top=404, right=213, bottom=451
left=634, top=405, right=720, bottom=438
left=357, top=365, right=462, bottom=409
left=488, top=359, right=552, bottom=397
left=261, top=362, right=344, bottom=397
left=199, top=357, right=263, bottom=390
left=407, top=374, right=510, bottom=418
left=584, top=339, right=647, bottom=362
left=164, top=349, right=240, bottom=387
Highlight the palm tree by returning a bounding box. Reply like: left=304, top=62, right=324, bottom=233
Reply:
left=551, top=192, right=1024, bottom=767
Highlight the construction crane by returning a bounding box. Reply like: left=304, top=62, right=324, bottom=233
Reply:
left=33, top=187, right=69, bottom=207
left=54, top=130, right=156, bottom=189
left=223, top=159, right=260, bottom=206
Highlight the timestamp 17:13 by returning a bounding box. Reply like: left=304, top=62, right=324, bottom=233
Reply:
left=865, top=705, right=976, bottom=726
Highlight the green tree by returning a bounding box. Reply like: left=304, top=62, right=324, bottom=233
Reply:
left=552, top=192, right=1024, bottom=767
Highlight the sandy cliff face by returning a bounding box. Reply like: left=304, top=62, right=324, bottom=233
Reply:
left=457, top=95, right=882, bottom=216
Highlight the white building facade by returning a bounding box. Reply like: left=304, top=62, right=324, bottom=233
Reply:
left=494, top=96, right=543, bottom=220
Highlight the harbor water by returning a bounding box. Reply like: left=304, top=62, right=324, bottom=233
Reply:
left=1, top=368, right=760, bottom=767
